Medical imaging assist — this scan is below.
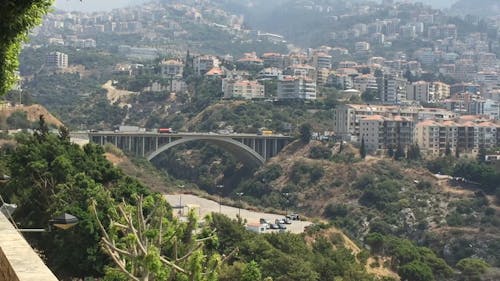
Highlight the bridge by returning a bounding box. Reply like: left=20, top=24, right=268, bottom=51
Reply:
left=88, top=131, right=293, bottom=168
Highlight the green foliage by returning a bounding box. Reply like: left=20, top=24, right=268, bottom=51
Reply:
left=211, top=214, right=376, bottom=281
left=5, top=111, right=33, bottom=129
left=360, top=138, right=366, bottom=159
left=456, top=258, right=490, bottom=281
left=366, top=233, right=452, bottom=280
left=359, top=179, right=401, bottom=211
left=299, top=123, right=312, bottom=143
left=398, top=260, right=434, bottom=281
left=2, top=128, right=148, bottom=277
left=290, top=161, right=324, bottom=184
left=241, top=261, right=262, bottom=281
left=0, top=0, right=54, bottom=96
left=309, top=145, right=332, bottom=159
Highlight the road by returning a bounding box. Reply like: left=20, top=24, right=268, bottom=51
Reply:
left=164, top=194, right=312, bottom=234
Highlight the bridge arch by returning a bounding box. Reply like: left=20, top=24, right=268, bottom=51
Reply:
left=147, top=136, right=265, bottom=168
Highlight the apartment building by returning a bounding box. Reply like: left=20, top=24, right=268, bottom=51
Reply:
left=46, top=51, right=68, bottom=69
left=407, top=81, right=431, bottom=103
left=360, top=115, right=414, bottom=152
left=377, top=74, right=408, bottom=104
left=333, top=104, right=456, bottom=141
left=431, top=82, right=450, bottom=101
left=277, top=76, right=316, bottom=100
left=415, top=118, right=500, bottom=156
left=312, top=52, right=332, bottom=70
left=159, top=59, right=184, bottom=78
left=194, top=55, right=220, bottom=75
left=353, top=74, right=378, bottom=93
left=261, top=53, right=284, bottom=68
left=223, top=80, right=265, bottom=99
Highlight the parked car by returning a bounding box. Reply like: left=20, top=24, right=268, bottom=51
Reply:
left=284, top=218, right=292, bottom=224
left=259, top=218, right=270, bottom=229
left=275, top=218, right=285, bottom=224
left=288, top=214, right=300, bottom=220
left=278, top=223, right=287, bottom=230
left=269, top=223, right=279, bottom=229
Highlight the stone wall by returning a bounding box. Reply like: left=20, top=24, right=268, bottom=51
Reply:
left=0, top=212, right=58, bottom=281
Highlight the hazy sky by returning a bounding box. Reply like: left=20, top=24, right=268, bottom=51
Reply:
left=54, top=0, right=457, bottom=12
left=54, top=0, right=149, bottom=12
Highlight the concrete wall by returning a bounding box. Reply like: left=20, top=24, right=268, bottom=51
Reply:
left=0, top=212, right=58, bottom=281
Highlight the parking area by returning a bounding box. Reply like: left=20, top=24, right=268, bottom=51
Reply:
left=164, top=194, right=312, bottom=234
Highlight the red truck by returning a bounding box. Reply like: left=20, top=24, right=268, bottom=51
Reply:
left=158, top=128, right=176, bottom=133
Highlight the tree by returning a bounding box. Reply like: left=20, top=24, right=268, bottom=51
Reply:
left=398, top=260, right=434, bottom=281
left=477, top=146, right=487, bottom=163
left=394, top=143, right=405, bottom=160
left=407, top=144, right=421, bottom=161
left=360, top=138, right=367, bottom=159
left=456, top=258, right=490, bottom=281
left=1, top=0, right=54, bottom=96
left=387, top=145, right=394, bottom=158
left=445, top=143, right=452, bottom=157
left=299, top=123, right=312, bottom=144
left=92, top=195, right=228, bottom=281
left=241, top=261, right=262, bottom=281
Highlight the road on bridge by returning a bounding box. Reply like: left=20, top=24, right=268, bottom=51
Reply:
left=164, top=194, right=312, bottom=234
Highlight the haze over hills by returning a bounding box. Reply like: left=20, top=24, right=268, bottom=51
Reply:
left=54, top=0, right=149, bottom=12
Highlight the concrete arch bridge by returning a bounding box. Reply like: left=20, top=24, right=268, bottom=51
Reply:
left=88, top=131, right=292, bottom=168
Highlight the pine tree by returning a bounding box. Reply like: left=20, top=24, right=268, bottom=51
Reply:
left=360, top=138, right=367, bottom=159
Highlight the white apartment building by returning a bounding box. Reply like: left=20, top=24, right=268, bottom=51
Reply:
left=46, top=51, right=68, bottom=69
left=312, top=52, right=332, bottom=70
left=277, top=76, right=316, bottom=101
left=377, top=75, right=408, bottom=104
left=355, top=41, right=370, bottom=53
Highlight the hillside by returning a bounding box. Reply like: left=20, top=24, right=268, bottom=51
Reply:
left=0, top=104, right=64, bottom=128
left=234, top=140, right=500, bottom=278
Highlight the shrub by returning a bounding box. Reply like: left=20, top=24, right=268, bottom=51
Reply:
left=309, top=145, right=332, bottom=159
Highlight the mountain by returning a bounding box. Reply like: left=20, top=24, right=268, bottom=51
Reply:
left=450, top=0, right=500, bottom=17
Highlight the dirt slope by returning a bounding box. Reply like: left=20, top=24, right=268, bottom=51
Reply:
left=0, top=104, right=64, bottom=127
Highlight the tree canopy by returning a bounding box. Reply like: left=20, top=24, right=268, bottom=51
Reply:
left=0, top=0, right=53, bottom=95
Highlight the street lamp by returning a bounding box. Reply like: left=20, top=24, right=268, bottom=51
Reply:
left=236, top=192, right=244, bottom=217
left=177, top=184, right=185, bottom=216
left=282, top=192, right=290, bottom=216
left=216, top=184, right=223, bottom=213
left=1, top=202, right=78, bottom=232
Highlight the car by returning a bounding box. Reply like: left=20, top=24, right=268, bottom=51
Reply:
left=275, top=218, right=285, bottom=224
left=278, top=223, right=287, bottom=230
left=260, top=218, right=270, bottom=224
left=289, top=214, right=300, bottom=220
left=269, top=223, right=279, bottom=229
left=284, top=218, right=292, bottom=224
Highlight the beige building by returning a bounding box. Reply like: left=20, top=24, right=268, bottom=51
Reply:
left=223, top=80, right=265, bottom=99
left=353, top=74, right=378, bottom=93
left=415, top=118, right=500, bottom=156
left=333, top=104, right=456, bottom=141
left=360, top=115, right=414, bottom=152
left=431, top=82, right=450, bottom=101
